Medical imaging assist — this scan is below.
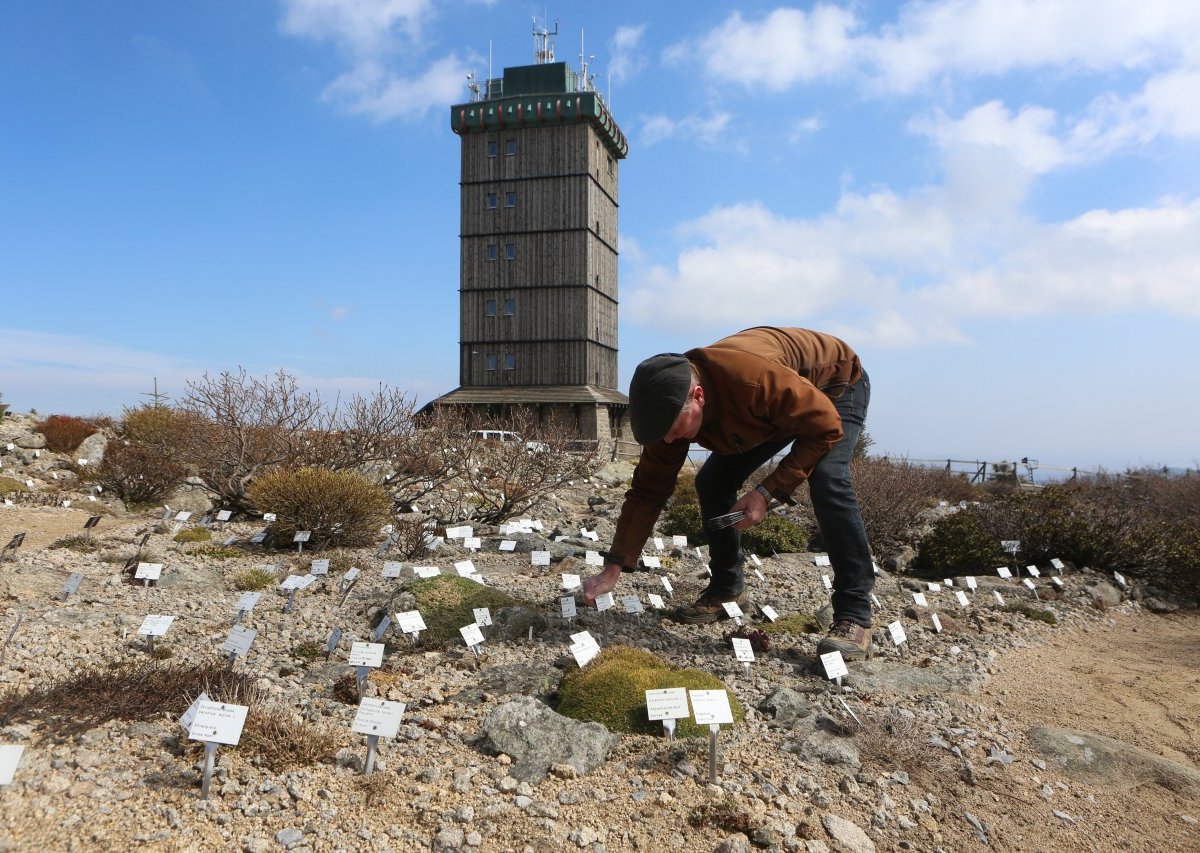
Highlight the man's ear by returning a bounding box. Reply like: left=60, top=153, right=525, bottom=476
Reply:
left=693, top=384, right=705, bottom=408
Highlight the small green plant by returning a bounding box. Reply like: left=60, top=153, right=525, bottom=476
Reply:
left=743, top=514, right=809, bottom=555
left=404, top=575, right=525, bottom=645
left=233, top=567, right=277, bottom=590
left=248, top=467, right=393, bottom=549
left=759, top=612, right=823, bottom=637
left=191, top=545, right=242, bottom=559
left=36, top=414, right=99, bottom=453
left=1003, top=603, right=1058, bottom=625
left=0, top=476, right=28, bottom=495
left=49, top=535, right=101, bottom=553
left=911, top=508, right=1007, bottom=578
left=291, top=641, right=321, bottom=661
left=660, top=502, right=705, bottom=544
left=555, top=646, right=744, bottom=738
left=173, top=527, right=212, bottom=543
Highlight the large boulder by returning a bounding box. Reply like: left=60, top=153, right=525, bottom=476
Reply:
left=475, top=696, right=619, bottom=783
left=1029, top=726, right=1200, bottom=797
left=74, top=433, right=108, bottom=466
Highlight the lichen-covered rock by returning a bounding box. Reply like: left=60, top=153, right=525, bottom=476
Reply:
left=475, top=695, right=618, bottom=783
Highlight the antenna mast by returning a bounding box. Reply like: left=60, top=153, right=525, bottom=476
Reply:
left=532, top=16, right=557, bottom=64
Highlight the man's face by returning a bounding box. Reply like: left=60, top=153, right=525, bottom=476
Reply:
left=662, top=385, right=704, bottom=444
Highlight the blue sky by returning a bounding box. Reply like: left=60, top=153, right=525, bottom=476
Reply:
left=2, top=1, right=1198, bottom=473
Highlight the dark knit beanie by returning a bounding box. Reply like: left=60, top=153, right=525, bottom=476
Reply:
left=629, top=353, right=693, bottom=445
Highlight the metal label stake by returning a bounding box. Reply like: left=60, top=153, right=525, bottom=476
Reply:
left=708, top=724, right=720, bottom=784
left=364, top=734, right=379, bottom=775
left=663, top=719, right=676, bottom=743
left=200, top=742, right=218, bottom=799
left=356, top=666, right=368, bottom=697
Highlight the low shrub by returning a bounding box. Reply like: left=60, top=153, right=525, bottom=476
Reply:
left=759, top=612, right=823, bottom=637
left=1003, top=603, right=1058, bottom=625
left=36, top=414, right=99, bottom=453
left=555, top=646, right=744, bottom=738
left=248, top=467, right=392, bottom=550
left=660, top=502, right=705, bottom=545
left=239, top=704, right=338, bottom=772
left=95, top=441, right=186, bottom=504
left=743, top=514, right=809, bottom=555
left=233, top=567, right=277, bottom=591
left=0, top=476, right=28, bottom=494
left=119, top=405, right=199, bottom=454
left=174, top=527, right=212, bottom=543
left=671, top=469, right=699, bottom=507
left=401, top=575, right=523, bottom=646
left=49, top=535, right=101, bottom=553
left=910, top=508, right=1007, bottom=578
left=852, top=457, right=978, bottom=554
left=190, top=545, right=241, bottom=559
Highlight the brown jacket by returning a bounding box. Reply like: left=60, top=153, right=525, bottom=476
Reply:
left=609, top=327, right=862, bottom=567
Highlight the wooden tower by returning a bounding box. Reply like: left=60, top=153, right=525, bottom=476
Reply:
left=430, top=27, right=630, bottom=443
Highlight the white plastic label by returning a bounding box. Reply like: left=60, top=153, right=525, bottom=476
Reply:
left=352, top=698, right=406, bottom=738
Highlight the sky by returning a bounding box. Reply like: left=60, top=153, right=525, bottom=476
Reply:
left=2, top=1, right=1198, bottom=474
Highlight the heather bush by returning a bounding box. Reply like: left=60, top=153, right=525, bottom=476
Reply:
left=95, top=441, right=186, bottom=504
left=119, top=405, right=200, bottom=454
left=660, top=502, right=705, bottom=545
left=743, top=514, right=810, bottom=555
left=36, top=414, right=99, bottom=453
left=910, top=508, right=1006, bottom=578
left=851, top=457, right=977, bottom=554
left=247, top=467, right=392, bottom=549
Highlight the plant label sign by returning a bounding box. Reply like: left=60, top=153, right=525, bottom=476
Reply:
left=464, top=537, right=482, bottom=551
left=821, top=575, right=832, bottom=590
left=1022, top=578, right=1037, bottom=591
left=647, top=593, right=665, bottom=610
left=560, top=596, right=577, bottom=618
left=870, top=593, right=882, bottom=608
left=754, top=569, right=766, bottom=581
left=927, top=582, right=942, bottom=592
left=262, top=513, right=277, bottom=522
left=966, top=576, right=978, bottom=590
left=295, top=575, right=318, bottom=590
left=993, top=591, right=1006, bottom=605
left=413, top=567, right=440, bottom=579
left=179, top=691, right=210, bottom=732
left=761, top=604, right=779, bottom=622
left=652, top=537, right=664, bottom=552
left=498, top=540, right=516, bottom=552
left=0, top=745, right=25, bottom=785
left=955, top=591, right=970, bottom=607
left=580, top=529, right=600, bottom=542
left=671, top=535, right=688, bottom=548
left=820, top=651, right=849, bottom=680
left=222, top=626, right=257, bottom=658
left=721, top=601, right=744, bottom=621
left=234, top=592, right=262, bottom=613
left=459, top=623, right=485, bottom=648
left=530, top=551, right=551, bottom=566
left=814, top=555, right=831, bottom=567
left=445, top=526, right=472, bottom=539
left=310, top=559, right=330, bottom=576
left=621, top=595, right=644, bottom=615
left=372, top=615, right=393, bottom=642
left=584, top=550, right=603, bottom=566
left=561, top=573, right=581, bottom=591
left=175, top=511, right=192, bottom=523
left=62, top=573, right=83, bottom=598
left=731, top=638, right=755, bottom=663
left=689, top=689, right=734, bottom=726
left=1113, top=571, right=1127, bottom=587
left=326, top=627, right=342, bottom=657
left=1051, top=576, right=1064, bottom=589
left=569, top=640, right=598, bottom=667
left=348, top=642, right=384, bottom=668
left=188, top=701, right=248, bottom=746
left=293, top=531, right=311, bottom=543
left=134, top=563, right=163, bottom=581
left=996, top=567, right=1013, bottom=580
left=641, top=555, right=662, bottom=569
left=1026, top=565, right=1041, bottom=578
left=1001, top=540, right=1020, bottom=554
left=912, top=592, right=928, bottom=607
left=1050, top=558, right=1065, bottom=571
left=645, top=687, right=689, bottom=722
left=454, top=560, right=476, bottom=576
left=595, top=592, right=614, bottom=612
left=473, top=607, right=492, bottom=627
left=395, top=610, right=426, bottom=634
left=352, top=698, right=406, bottom=739
left=215, top=510, right=232, bottom=522
left=887, top=621, right=908, bottom=646
left=931, top=613, right=943, bottom=633
left=138, top=615, right=174, bottom=636
left=381, top=561, right=404, bottom=579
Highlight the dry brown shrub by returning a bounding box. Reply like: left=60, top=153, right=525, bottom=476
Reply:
left=96, top=441, right=187, bottom=503
left=851, top=457, right=981, bottom=554
left=247, top=466, right=393, bottom=549
left=36, top=414, right=100, bottom=453
left=239, top=705, right=340, bottom=772
left=844, top=706, right=958, bottom=786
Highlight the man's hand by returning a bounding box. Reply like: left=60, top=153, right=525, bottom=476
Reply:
left=581, top=562, right=622, bottom=607
left=731, top=487, right=769, bottom=530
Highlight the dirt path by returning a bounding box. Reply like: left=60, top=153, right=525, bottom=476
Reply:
left=982, top=608, right=1200, bottom=852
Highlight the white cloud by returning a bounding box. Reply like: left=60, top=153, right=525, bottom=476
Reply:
left=672, top=1, right=1200, bottom=94
left=787, top=114, right=824, bottom=143
left=280, top=0, right=467, bottom=121
left=608, top=24, right=647, bottom=85
left=639, top=112, right=732, bottom=147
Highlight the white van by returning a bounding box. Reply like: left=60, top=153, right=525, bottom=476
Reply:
left=469, top=430, right=548, bottom=452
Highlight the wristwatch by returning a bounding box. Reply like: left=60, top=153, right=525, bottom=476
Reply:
left=754, top=484, right=773, bottom=502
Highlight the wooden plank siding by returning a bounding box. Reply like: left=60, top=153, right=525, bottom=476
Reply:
left=459, top=340, right=618, bottom=387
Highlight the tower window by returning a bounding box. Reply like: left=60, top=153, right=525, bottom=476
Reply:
left=487, top=243, right=497, bottom=261
left=505, top=242, right=516, bottom=261
left=607, top=155, right=614, bottom=176
left=504, top=354, right=516, bottom=370
left=505, top=191, right=516, bottom=207
left=504, top=298, right=516, bottom=316
left=486, top=193, right=498, bottom=209
left=486, top=354, right=497, bottom=371
left=487, top=141, right=498, bottom=157
left=505, top=139, right=517, bottom=156
left=485, top=299, right=496, bottom=317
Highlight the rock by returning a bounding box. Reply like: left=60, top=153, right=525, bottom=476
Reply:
left=474, top=696, right=619, bottom=783
left=845, top=660, right=986, bottom=696
left=758, top=686, right=815, bottom=728
left=1089, top=582, right=1122, bottom=609
left=274, top=827, right=305, bottom=848
left=164, top=479, right=215, bottom=515
left=884, top=546, right=915, bottom=573
left=716, top=833, right=752, bottom=853
left=784, top=717, right=861, bottom=769
left=450, top=663, right=562, bottom=704
left=1144, top=597, right=1179, bottom=614
left=74, top=433, right=107, bottom=465
left=489, top=606, right=549, bottom=642
left=1029, top=726, right=1200, bottom=796
left=15, top=434, right=46, bottom=449
left=821, top=813, right=875, bottom=852
left=963, top=812, right=989, bottom=843
left=814, top=605, right=834, bottom=630
left=432, top=826, right=465, bottom=851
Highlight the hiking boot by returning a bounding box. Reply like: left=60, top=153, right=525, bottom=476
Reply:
left=816, top=619, right=873, bottom=660
left=671, top=589, right=749, bottom=625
